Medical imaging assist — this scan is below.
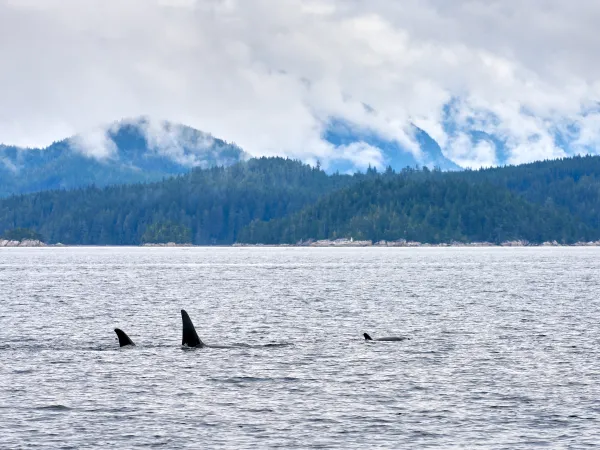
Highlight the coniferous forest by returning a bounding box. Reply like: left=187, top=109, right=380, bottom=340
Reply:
left=1, top=155, right=599, bottom=245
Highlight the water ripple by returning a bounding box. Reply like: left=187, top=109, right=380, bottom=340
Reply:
left=1, top=247, right=600, bottom=448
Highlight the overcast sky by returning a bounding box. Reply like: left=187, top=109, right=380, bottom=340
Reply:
left=1, top=0, right=599, bottom=168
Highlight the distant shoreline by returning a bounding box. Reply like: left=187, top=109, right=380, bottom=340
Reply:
left=3, top=238, right=600, bottom=248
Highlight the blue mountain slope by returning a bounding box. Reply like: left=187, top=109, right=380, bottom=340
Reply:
left=0, top=118, right=248, bottom=197
left=323, top=119, right=461, bottom=173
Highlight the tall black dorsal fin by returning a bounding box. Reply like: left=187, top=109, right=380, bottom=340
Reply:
left=363, top=333, right=373, bottom=341
left=114, top=328, right=135, bottom=347
left=181, top=309, right=204, bottom=348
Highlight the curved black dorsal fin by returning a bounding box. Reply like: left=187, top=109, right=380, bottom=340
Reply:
left=363, top=333, right=373, bottom=341
left=114, top=328, right=135, bottom=347
left=181, top=309, right=204, bottom=348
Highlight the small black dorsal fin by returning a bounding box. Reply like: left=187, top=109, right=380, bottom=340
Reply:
left=363, top=333, right=373, bottom=341
left=181, top=309, right=204, bottom=348
left=114, top=328, right=135, bottom=347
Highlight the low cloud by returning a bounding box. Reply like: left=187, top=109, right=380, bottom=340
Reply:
left=328, top=142, right=386, bottom=172
left=121, top=117, right=219, bottom=167
left=70, top=116, right=247, bottom=167
left=70, top=127, right=117, bottom=160
left=446, top=134, right=498, bottom=169
left=0, top=0, right=599, bottom=168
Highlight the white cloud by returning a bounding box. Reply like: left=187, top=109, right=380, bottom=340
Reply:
left=446, top=133, right=497, bottom=169
left=127, top=117, right=216, bottom=166
left=327, top=142, right=385, bottom=172
left=572, top=113, right=600, bottom=154
left=68, top=116, right=247, bottom=167
left=0, top=0, right=599, bottom=168
left=70, top=127, right=117, bottom=160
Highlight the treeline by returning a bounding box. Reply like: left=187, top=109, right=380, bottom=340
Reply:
left=452, top=155, right=600, bottom=230
left=239, top=156, right=600, bottom=244
left=1, top=227, right=44, bottom=242
left=0, top=155, right=599, bottom=245
left=238, top=175, right=590, bottom=244
left=0, top=158, right=355, bottom=245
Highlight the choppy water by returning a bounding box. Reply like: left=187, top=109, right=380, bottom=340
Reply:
left=1, top=247, right=600, bottom=448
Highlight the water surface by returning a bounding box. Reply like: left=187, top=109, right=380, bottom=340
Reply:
left=1, top=247, right=599, bottom=448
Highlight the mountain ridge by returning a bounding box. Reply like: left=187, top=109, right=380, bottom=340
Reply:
left=0, top=117, right=249, bottom=197
left=1, top=116, right=467, bottom=198
left=3, top=115, right=598, bottom=199
left=323, top=118, right=462, bottom=173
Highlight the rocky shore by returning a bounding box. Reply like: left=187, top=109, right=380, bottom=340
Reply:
left=0, top=239, right=47, bottom=247
left=142, top=242, right=194, bottom=247
left=3, top=238, right=600, bottom=248
left=233, top=238, right=600, bottom=248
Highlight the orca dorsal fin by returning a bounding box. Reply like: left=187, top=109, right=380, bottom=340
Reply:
left=114, top=328, right=135, bottom=347
left=363, top=333, right=373, bottom=341
left=181, top=309, right=204, bottom=348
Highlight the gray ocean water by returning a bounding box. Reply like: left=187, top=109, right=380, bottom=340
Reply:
left=1, top=247, right=600, bottom=449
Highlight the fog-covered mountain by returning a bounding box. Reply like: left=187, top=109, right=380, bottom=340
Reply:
left=0, top=117, right=248, bottom=197
left=323, top=118, right=462, bottom=173
left=7, top=112, right=594, bottom=197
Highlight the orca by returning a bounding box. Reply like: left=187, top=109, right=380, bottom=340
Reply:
left=363, top=332, right=409, bottom=342
left=181, top=309, right=205, bottom=348
left=114, top=328, right=135, bottom=347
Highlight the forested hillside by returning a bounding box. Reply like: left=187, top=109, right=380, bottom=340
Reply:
left=1, top=155, right=599, bottom=245
left=0, top=158, right=355, bottom=245
left=239, top=157, right=600, bottom=244
left=452, top=155, right=600, bottom=230
left=238, top=173, right=590, bottom=244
